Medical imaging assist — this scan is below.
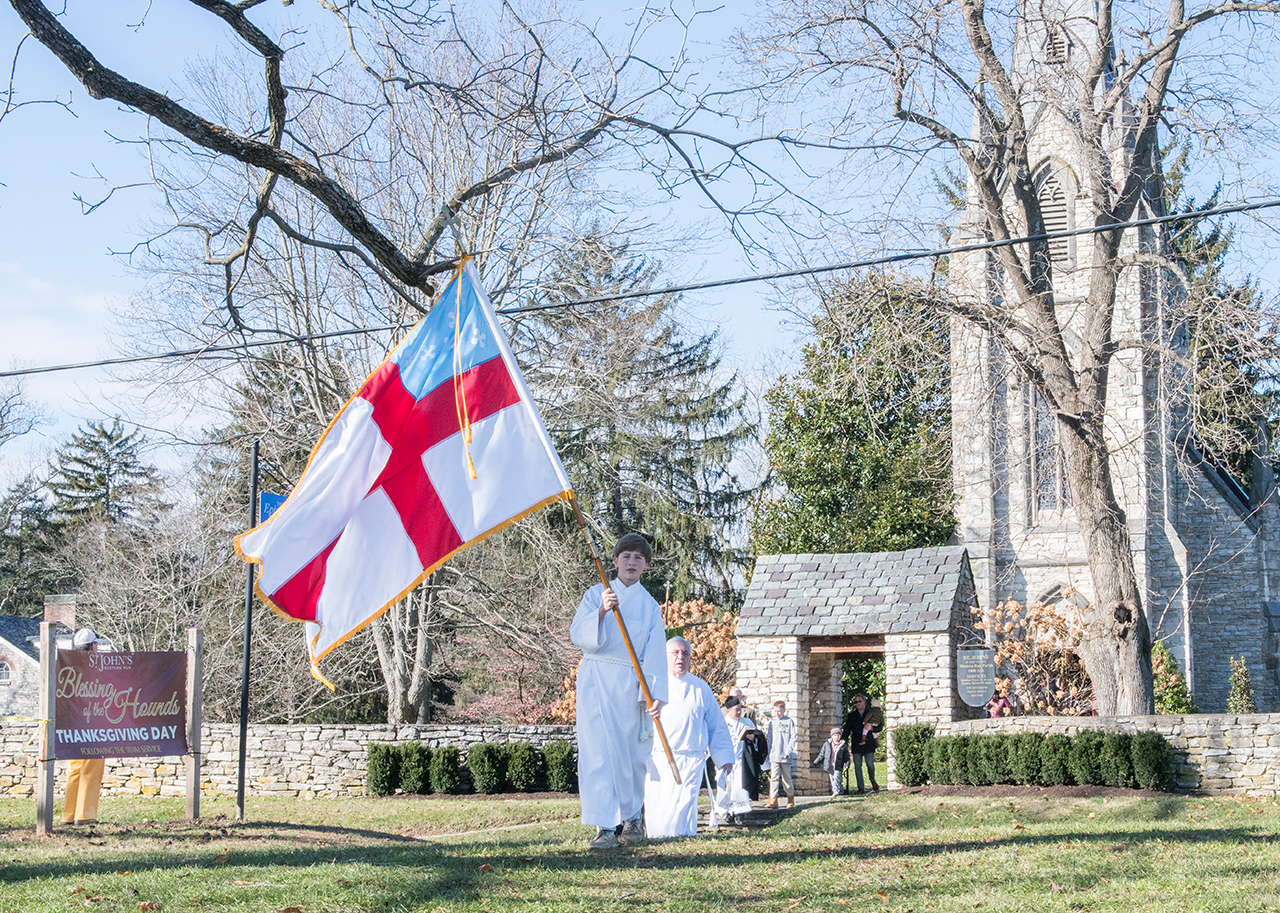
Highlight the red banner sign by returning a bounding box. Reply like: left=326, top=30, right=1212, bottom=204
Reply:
left=54, top=650, right=188, bottom=760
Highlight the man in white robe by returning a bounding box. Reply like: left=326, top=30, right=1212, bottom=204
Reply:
left=644, top=636, right=734, bottom=838
left=571, top=533, right=668, bottom=849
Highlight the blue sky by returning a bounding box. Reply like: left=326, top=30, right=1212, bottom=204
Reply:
left=0, top=1, right=799, bottom=482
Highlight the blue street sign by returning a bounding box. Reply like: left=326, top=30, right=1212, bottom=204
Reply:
left=259, top=491, right=287, bottom=523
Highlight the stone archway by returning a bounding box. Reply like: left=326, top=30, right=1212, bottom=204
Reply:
left=737, top=547, right=983, bottom=791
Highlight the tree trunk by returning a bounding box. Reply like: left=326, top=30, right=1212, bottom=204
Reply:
left=1060, top=418, right=1154, bottom=716
left=373, top=578, right=436, bottom=724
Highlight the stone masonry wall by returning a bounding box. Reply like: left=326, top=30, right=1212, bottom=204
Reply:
left=0, top=721, right=574, bottom=799
left=941, top=714, right=1280, bottom=796
left=733, top=635, right=803, bottom=793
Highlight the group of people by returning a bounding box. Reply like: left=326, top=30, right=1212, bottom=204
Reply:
left=571, top=532, right=884, bottom=848
left=811, top=693, right=885, bottom=796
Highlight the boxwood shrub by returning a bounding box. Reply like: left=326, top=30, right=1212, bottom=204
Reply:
left=430, top=744, right=462, bottom=794
left=1039, top=733, right=1073, bottom=786
left=891, top=724, right=934, bottom=787
left=1099, top=732, right=1134, bottom=788
left=367, top=743, right=399, bottom=796
left=1068, top=728, right=1104, bottom=786
left=399, top=742, right=431, bottom=794
left=507, top=742, right=543, bottom=792
left=543, top=739, right=578, bottom=793
left=1131, top=731, right=1172, bottom=791
left=469, top=742, right=508, bottom=794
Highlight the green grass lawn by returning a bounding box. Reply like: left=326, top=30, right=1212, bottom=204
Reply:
left=2, top=790, right=1278, bottom=912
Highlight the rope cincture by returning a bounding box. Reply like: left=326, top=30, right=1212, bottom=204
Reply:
left=452, top=258, right=478, bottom=481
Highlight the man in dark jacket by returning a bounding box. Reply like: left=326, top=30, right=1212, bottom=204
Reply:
left=841, top=694, right=884, bottom=793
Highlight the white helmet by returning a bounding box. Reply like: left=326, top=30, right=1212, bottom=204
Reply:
left=72, top=628, right=98, bottom=650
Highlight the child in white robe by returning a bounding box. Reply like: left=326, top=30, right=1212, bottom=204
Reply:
left=570, top=533, right=668, bottom=849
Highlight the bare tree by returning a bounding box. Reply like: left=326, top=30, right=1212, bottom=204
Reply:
left=0, top=376, right=41, bottom=450
left=740, top=0, right=1280, bottom=714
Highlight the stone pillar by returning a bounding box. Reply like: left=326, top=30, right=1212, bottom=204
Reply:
left=801, top=652, right=844, bottom=795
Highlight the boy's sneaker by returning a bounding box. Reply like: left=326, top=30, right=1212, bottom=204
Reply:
left=588, top=827, right=618, bottom=849
left=617, top=817, right=644, bottom=845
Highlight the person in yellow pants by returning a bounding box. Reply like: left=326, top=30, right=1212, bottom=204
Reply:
left=63, top=758, right=105, bottom=824
left=62, top=628, right=106, bottom=825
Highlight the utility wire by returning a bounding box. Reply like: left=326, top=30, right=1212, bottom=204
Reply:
left=5, top=195, right=1279, bottom=379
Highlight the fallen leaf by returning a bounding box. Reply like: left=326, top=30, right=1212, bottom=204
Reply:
left=786, top=901, right=802, bottom=910
left=71, top=887, right=85, bottom=895
left=336, top=880, right=351, bottom=887
left=1050, top=882, right=1062, bottom=894
left=837, top=900, right=850, bottom=905
left=974, top=903, right=984, bottom=909
left=477, top=863, right=492, bottom=872
left=277, top=908, right=303, bottom=913
left=1088, top=813, right=1095, bottom=818
left=1013, top=824, right=1027, bottom=830
left=212, top=854, right=230, bottom=864
left=117, top=871, right=133, bottom=876
left=140, top=903, right=162, bottom=911
left=876, top=890, right=889, bottom=900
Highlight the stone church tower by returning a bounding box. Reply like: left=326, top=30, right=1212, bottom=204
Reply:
left=949, top=0, right=1279, bottom=712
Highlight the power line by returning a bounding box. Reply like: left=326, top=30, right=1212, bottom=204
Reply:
left=5, top=195, right=1279, bottom=379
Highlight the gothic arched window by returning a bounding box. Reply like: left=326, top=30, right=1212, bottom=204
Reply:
left=1031, top=389, right=1071, bottom=515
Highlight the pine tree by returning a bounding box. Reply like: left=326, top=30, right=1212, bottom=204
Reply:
left=751, top=272, right=954, bottom=555
left=0, top=475, right=71, bottom=615
left=514, top=231, right=756, bottom=603
left=47, top=419, right=165, bottom=526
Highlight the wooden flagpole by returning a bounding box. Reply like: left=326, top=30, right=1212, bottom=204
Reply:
left=570, top=498, right=681, bottom=784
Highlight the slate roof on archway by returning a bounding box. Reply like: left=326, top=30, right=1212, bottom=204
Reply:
left=738, top=546, right=976, bottom=638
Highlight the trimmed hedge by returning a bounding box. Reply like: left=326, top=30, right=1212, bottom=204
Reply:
left=1099, top=732, right=1134, bottom=788
left=507, top=742, right=543, bottom=791
left=895, top=726, right=1173, bottom=791
left=367, top=743, right=399, bottom=796
left=544, top=739, right=578, bottom=793
left=892, top=724, right=934, bottom=787
left=1067, top=728, right=1103, bottom=786
left=430, top=744, right=462, bottom=794
left=1132, top=731, right=1172, bottom=791
left=469, top=742, right=508, bottom=794
left=399, top=742, right=431, bottom=794
left=1009, top=732, right=1044, bottom=785
left=1039, top=733, right=1073, bottom=785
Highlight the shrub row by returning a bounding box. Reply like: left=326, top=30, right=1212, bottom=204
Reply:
left=366, top=739, right=577, bottom=796
left=892, top=725, right=1171, bottom=791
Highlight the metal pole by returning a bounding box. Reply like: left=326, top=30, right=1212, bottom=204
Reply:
left=236, top=441, right=259, bottom=821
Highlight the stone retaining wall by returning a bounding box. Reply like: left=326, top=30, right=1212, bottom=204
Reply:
left=938, top=714, right=1280, bottom=795
left=0, top=721, right=574, bottom=799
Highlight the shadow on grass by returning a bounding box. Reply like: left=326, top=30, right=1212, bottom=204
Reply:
left=3, top=802, right=1276, bottom=909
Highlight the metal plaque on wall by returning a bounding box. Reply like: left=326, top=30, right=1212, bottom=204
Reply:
left=956, top=648, right=995, bottom=707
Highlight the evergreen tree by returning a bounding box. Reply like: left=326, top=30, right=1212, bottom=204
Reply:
left=515, top=232, right=756, bottom=603
left=0, top=475, right=71, bottom=615
left=47, top=419, right=165, bottom=526
left=1161, top=143, right=1280, bottom=484
left=751, top=272, right=954, bottom=555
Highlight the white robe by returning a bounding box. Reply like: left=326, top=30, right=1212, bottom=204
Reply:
left=714, top=715, right=754, bottom=818
left=643, top=671, right=734, bottom=838
left=571, top=578, right=668, bottom=830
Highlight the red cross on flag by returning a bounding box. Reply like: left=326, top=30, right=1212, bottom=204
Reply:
left=235, top=260, right=573, bottom=684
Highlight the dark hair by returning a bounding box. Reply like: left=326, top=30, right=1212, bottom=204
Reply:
left=612, top=533, right=653, bottom=562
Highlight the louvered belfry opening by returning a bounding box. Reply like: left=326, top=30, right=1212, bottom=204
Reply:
left=1038, top=172, right=1070, bottom=263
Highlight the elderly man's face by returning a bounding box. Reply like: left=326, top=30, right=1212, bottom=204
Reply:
left=667, top=640, right=691, bottom=678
